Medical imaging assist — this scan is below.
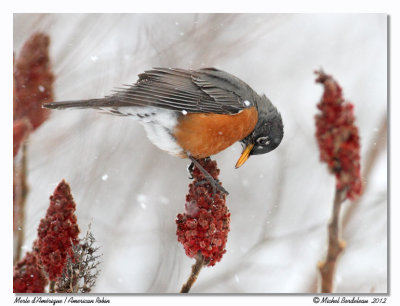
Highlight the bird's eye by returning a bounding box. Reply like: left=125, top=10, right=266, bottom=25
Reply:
left=256, top=136, right=270, bottom=145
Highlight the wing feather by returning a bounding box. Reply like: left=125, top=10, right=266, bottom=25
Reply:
left=45, top=68, right=257, bottom=114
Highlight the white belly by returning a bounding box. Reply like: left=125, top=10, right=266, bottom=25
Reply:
left=104, top=106, right=184, bottom=156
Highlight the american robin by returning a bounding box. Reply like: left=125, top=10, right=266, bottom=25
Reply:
left=44, top=68, right=284, bottom=194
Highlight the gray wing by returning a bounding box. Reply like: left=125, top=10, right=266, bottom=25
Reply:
left=44, top=68, right=255, bottom=114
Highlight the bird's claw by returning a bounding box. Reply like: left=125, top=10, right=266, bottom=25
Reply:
left=187, top=161, right=194, bottom=179
left=188, top=156, right=229, bottom=196
left=195, top=179, right=229, bottom=196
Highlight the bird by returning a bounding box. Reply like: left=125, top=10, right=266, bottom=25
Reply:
left=44, top=68, right=284, bottom=194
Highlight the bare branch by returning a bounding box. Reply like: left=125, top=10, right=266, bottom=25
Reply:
left=13, top=142, right=29, bottom=264
left=180, top=254, right=205, bottom=293
left=318, top=188, right=346, bottom=293
left=55, top=225, right=102, bottom=293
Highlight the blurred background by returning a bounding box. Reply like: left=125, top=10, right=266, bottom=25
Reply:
left=13, top=13, right=387, bottom=293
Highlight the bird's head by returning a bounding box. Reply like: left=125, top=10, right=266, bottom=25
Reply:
left=235, top=95, right=283, bottom=168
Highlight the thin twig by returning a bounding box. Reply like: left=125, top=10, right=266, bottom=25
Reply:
left=318, top=188, right=346, bottom=293
left=180, top=254, right=205, bottom=293
left=49, top=280, right=55, bottom=293
left=55, top=225, right=102, bottom=293
left=14, top=142, right=29, bottom=264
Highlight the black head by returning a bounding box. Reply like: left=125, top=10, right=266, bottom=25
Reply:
left=235, top=95, right=283, bottom=168
left=249, top=109, right=284, bottom=155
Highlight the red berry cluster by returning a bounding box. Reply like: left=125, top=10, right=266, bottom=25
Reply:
left=176, top=159, right=230, bottom=266
left=315, top=70, right=362, bottom=200
left=14, top=33, right=53, bottom=129
left=36, top=180, right=80, bottom=281
left=13, top=251, right=48, bottom=293
left=13, top=33, right=53, bottom=157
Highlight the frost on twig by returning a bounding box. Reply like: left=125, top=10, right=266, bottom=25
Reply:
left=56, top=226, right=102, bottom=293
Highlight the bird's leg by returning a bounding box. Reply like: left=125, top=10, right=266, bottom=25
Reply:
left=188, top=156, right=229, bottom=195
left=195, top=179, right=217, bottom=196
left=187, top=161, right=195, bottom=179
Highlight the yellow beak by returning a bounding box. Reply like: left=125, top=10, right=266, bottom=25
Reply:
left=235, top=143, right=254, bottom=169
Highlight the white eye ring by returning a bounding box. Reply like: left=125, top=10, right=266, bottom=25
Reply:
left=256, top=136, right=270, bottom=145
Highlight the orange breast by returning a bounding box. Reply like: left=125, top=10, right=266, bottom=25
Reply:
left=173, top=107, right=258, bottom=159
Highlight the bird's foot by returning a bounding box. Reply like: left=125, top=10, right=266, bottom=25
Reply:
left=188, top=156, right=229, bottom=195
left=195, top=179, right=228, bottom=196
left=187, top=161, right=194, bottom=179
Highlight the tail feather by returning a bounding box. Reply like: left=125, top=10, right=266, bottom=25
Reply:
left=42, top=97, right=131, bottom=110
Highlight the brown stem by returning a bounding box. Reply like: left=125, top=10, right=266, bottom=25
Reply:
left=318, top=187, right=346, bottom=293
left=13, top=142, right=29, bottom=264
left=180, top=254, right=205, bottom=293
left=49, top=280, right=55, bottom=293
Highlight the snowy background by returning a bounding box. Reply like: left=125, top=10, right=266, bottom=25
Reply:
left=13, top=14, right=387, bottom=293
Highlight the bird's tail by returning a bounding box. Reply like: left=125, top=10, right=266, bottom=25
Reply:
left=43, top=96, right=125, bottom=110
